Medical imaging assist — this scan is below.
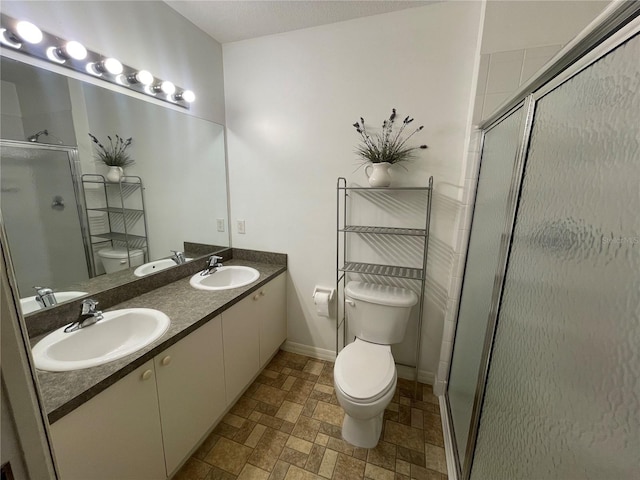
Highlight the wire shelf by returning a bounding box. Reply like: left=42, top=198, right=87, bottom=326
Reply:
left=340, top=262, right=424, bottom=280
left=340, top=225, right=428, bottom=237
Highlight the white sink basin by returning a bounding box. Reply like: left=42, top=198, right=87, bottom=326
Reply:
left=133, top=258, right=193, bottom=277
left=20, top=291, right=88, bottom=315
left=190, top=266, right=260, bottom=291
left=32, top=308, right=170, bottom=372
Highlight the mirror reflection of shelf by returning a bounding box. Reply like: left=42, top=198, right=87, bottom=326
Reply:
left=81, top=174, right=149, bottom=277
left=338, top=226, right=428, bottom=237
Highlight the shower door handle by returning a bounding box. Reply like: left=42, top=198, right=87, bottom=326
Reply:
left=51, top=195, right=65, bottom=210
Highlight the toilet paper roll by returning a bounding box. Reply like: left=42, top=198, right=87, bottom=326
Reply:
left=314, top=292, right=331, bottom=317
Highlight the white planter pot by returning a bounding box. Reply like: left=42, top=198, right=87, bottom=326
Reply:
left=106, top=166, right=124, bottom=183
left=364, top=162, right=392, bottom=187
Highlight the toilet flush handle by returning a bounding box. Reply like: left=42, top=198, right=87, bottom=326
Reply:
left=345, top=299, right=355, bottom=306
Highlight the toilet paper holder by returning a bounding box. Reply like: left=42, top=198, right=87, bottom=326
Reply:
left=312, top=286, right=335, bottom=301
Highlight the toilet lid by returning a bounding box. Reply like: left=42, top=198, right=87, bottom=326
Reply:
left=97, top=248, right=144, bottom=259
left=345, top=281, right=418, bottom=307
left=334, top=340, right=395, bottom=401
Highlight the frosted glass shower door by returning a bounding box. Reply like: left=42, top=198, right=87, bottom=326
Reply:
left=1, top=143, right=89, bottom=296
left=446, top=104, right=528, bottom=471
left=471, top=32, right=640, bottom=479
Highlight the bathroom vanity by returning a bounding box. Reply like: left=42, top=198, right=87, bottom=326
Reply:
left=30, top=251, right=286, bottom=480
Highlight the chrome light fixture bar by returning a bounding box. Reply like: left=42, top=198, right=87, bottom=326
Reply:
left=0, top=14, right=195, bottom=109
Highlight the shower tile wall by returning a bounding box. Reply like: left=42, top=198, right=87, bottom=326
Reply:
left=432, top=44, right=563, bottom=393
left=473, top=45, right=562, bottom=124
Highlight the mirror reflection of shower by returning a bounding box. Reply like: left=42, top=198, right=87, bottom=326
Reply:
left=0, top=140, right=91, bottom=297
left=27, top=129, right=63, bottom=144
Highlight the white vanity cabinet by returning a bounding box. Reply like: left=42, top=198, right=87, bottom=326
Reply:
left=50, top=272, right=286, bottom=479
left=154, top=315, right=226, bottom=476
left=221, top=272, right=286, bottom=404
left=51, top=316, right=225, bottom=480
left=50, top=360, right=166, bottom=480
left=258, top=273, right=287, bottom=366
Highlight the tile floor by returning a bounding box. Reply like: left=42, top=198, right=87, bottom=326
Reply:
left=174, top=351, right=448, bottom=480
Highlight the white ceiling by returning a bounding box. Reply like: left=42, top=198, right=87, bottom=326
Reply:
left=165, top=0, right=435, bottom=44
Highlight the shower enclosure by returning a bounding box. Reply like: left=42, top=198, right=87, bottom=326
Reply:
left=446, top=4, right=639, bottom=479
left=0, top=140, right=91, bottom=296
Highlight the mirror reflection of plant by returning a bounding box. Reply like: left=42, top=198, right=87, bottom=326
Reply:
left=88, top=133, right=134, bottom=167
left=353, top=109, right=427, bottom=167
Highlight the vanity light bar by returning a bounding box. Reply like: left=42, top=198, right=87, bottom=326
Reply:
left=0, top=14, right=195, bottom=109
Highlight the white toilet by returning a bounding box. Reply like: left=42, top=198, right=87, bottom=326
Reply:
left=334, top=281, right=418, bottom=448
left=97, top=248, right=144, bottom=274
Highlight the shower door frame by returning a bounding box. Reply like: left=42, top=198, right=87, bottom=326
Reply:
left=0, top=139, right=95, bottom=280
left=445, top=96, right=536, bottom=480
left=445, top=3, right=640, bottom=479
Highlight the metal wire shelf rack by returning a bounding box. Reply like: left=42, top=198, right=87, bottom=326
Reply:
left=336, top=176, right=433, bottom=387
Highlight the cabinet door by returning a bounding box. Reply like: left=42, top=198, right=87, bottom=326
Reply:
left=154, top=316, right=226, bottom=476
left=50, top=361, right=165, bottom=480
left=259, top=273, right=287, bottom=366
left=221, top=296, right=260, bottom=405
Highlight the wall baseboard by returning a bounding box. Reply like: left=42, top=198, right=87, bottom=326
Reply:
left=281, top=341, right=336, bottom=362
left=282, top=341, right=435, bottom=385
left=396, top=365, right=435, bottom=385
left=440, top=395, right=459, bottom=480
left=433, top=379, right=447, bottom=396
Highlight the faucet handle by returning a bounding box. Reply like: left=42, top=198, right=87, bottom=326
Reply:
left=170, top=250, right=186, bottom=264
left=207, top=255, right=223, bottom=267
left=34, top=286, right=54, bottom=296
left=81, top=298, right=99, bottom=315
left=34, top=286, right=57, bottom=308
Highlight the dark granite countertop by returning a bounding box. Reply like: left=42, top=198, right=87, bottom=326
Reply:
left=35, top=258, right=286, bottom=424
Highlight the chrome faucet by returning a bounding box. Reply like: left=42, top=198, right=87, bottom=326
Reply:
left=170, top=250, right=186, bottom=265
left=201, top=255, right=223, bottom=276
left=34, top=286, right=57, bottom=308
left=64, top=299, right=104, bottom=333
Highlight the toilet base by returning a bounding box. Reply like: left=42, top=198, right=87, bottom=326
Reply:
left=341, top=411, right=384, bottom=449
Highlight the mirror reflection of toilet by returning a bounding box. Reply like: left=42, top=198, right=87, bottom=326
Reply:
left=97, top=248, right=144, bottom=274
left=334, top=281, right=418, bottom=448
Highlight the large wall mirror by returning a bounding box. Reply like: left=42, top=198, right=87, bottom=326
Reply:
left=0, top=55, right=230, bottom=315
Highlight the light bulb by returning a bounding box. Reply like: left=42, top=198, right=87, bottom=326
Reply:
left=103, top=57, right=123, bottom=75
left=88, top=58, right=123, bottom=76
left=0, top=28, right=22, bottom=48
left=160, top=81, right=175, bottom=95
left=150, top=81, right=176, bottom=96
left=15, top=21, right=42, bottom=44
left=46, top=47, right=66, bottom=63
left=65, top=41, right=87, bottom=60
left=128, top=70, right=153, bottom=86
left=47, top=40, right=88, bottom=63
left=175, top=90, right=196, bottom=103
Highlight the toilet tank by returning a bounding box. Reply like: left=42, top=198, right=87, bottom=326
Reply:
left=97, top=248, right=144, bottom=274
left=344, top=281, right=418, bottom=344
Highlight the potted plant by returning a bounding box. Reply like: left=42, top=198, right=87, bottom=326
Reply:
left=353, top=109, right=427, bottom=187
left=88, top=133, right=134, bottom=182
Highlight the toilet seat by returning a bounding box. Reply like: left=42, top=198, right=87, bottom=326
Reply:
left=334, top=339, right=396, bottom=402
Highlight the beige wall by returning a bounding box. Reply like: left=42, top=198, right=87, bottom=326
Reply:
left=224, top=2, right=484, bottom=380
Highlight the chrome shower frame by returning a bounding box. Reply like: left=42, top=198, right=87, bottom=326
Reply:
left=443, top=3, right=640, bottom=478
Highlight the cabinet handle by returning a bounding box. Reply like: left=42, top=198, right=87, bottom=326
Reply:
left=141, top=369, right=153, bottom=381
left=161, top=355, right=172, bottom=366
left=260, top=290, right=265, bottom=296
left=253, top=294, right=260, bottom=301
